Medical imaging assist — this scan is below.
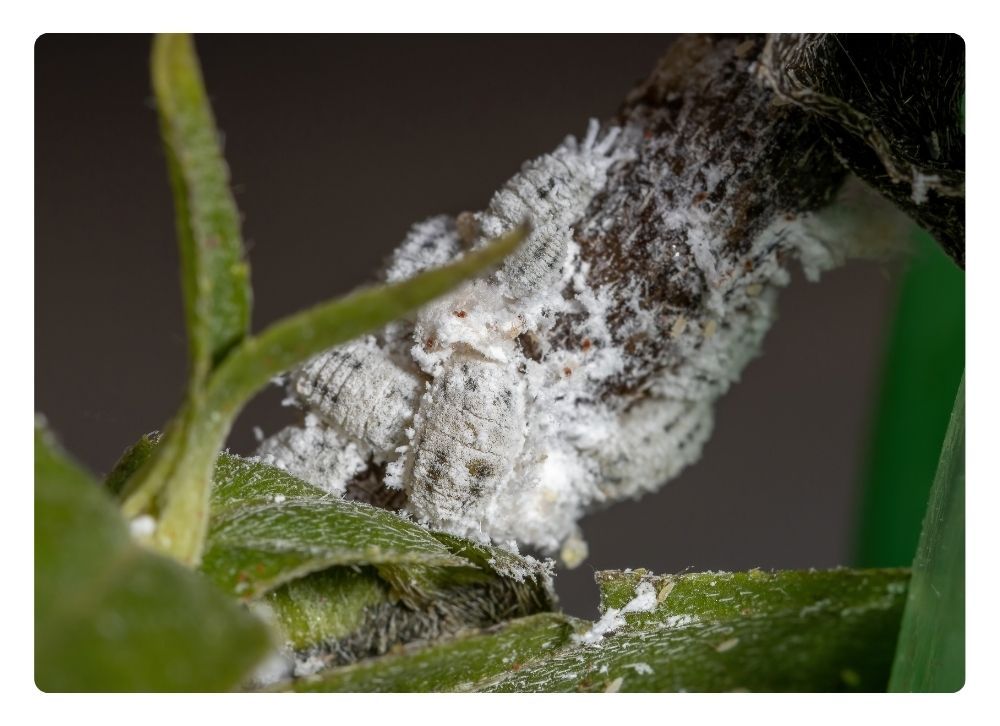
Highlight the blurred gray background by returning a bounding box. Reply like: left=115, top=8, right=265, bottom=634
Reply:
left=35, top=35, right=900, bottom=617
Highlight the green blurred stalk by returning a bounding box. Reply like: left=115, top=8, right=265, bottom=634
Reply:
left=855, top=230, right=965, bottom=568
left=889, top=376, right=964, bottom=692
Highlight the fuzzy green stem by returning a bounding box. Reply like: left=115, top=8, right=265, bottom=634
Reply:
left=120, top=226, right=527, bottom=565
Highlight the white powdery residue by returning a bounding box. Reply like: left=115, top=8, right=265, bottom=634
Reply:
left=626, top=662, right=654, bottom=675
left=292, top=653, right=329, bottom=679
left=623, top=279, right=668, bottom=338
left=911, top=171, right=940, bottom=205
left=265, top=118, right=867, bottom=565
left=581, top=346, right=626, bottom=384
left=487, top=552, right=555, bottom=584
left=250, top=122, right=640, bottom=563
left=661, top=614, right=698, bottom=629
left=405, top=353, right=527, bottom=539
left=257, top=418, right=368, bottom=497
left=292, top=337, right=422, bottom=458
left=796, top=176, right=912, bottom=281
left=575, top=581, right=658, bottom=646
left=491, top=444, right=597, bottom=555
left=384, top=215, right=461, bottom=283
left=411, top=280, right=515, bottom=367
left=383, top=453, right=406, bottom=490
left=128, top=514, right=156, bottom=539
left=596, top=397, right=713, bottom=501
left=701, top=162, right=731, bottom=197
left=686, top=224, right=723, bottom=294
left=793, top=211, right=845, bottom=282
left=661, top=207, right=725, bottom=309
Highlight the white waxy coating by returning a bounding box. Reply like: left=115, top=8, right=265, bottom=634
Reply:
left=291, top=337, right=422, bottom=457
left=384, top=215, right=462, bottom=284
left=406, top=356, right=526, bottom=537
left=257, top=414, right=368, bottom=496
left=479, top=121, right=626, bottom=300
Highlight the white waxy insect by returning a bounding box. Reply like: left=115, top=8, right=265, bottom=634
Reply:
left=261, top=65, right=900, bottom=562
left=384, top=215, right=462, bottom=284
left=291, top=337, right=422, bottom=458
left=258, top=120, right=638, bottom=558
left=405, top=356, right=526, bottom=536
left=478, top=120, right=625, bottom=300
left=257, top=115, right=873, bottom=564
left=593, top=398, right=714, bottom=501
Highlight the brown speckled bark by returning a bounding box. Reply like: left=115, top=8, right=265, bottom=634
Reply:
left=558, top=35, right=846, bottom=399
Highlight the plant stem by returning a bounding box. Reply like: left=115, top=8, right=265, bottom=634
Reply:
left=120, top=226, right=526, bottom=566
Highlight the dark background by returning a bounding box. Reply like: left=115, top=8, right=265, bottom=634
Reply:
left=35, top=35, right=900, bottom=617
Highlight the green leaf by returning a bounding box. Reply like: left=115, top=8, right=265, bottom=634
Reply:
left=283, top=567, right=908, bottom=692
left=260, top=555, right=560, bottom=673
left=486, top=568, right=910, bottom=692
left=113, top=32, right=252, bottom=568
left=429, top=530, right=554, bottom=582
left=202, top=454, right=555, bottom=669
left=287, top=613, right=579, bottom=692
left=262, top=568, right=387, bottom=651
left=123, top=33, right=526, bottom=567
left=258, top=561, right=558, bottom=674
left=210, top=449, right=334, bottom=512
left=201, top=453, right=468, bottom=599
left=35, top=422, right=271, bottom=692
left=203, top=499, right=469, bottom=599
left=105, top=431, right=160, bottom=496
left=855, top=230, right=965, bottom=567
left=152, top=33, right=251, bottom=379
left=889, top=376, right=964, bottom=692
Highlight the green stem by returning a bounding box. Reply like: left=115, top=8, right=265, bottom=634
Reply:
left=204, top=225, right=526, bottom=418
left=120, top=226, right=527, bottom=566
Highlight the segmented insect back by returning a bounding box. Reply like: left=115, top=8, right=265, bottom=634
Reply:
left=406, top=356, right=527, bottom=536
left=478, top=121, right=628, bottom=299
left=291, top=337, right=422, bottom=457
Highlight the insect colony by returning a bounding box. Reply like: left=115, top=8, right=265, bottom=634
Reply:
left=259, top=118, right=859, bottom=566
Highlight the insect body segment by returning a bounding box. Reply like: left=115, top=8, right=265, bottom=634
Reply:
left=479, top=120, right=628, bottom=300
left=292, top=337, right=422, bottom=457
left=384, top=215, right=462, bottom=284
left=407, top=357, right=526, bottom=537
left=257, top=415, right=368, bottom=496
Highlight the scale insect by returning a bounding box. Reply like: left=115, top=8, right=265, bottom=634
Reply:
left=479, top=121, right=625, bottom=300
left=290, top=337, right=422, bottom=458
left=259, top=119, right=637, bottom=559
left=405, top=355, right=527, bottom=537
left=231, top=37, right=934, bottom=686
left=256, top=108, right=868, bottom=564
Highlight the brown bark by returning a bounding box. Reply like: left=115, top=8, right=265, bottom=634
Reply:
left=556, top=34, right=962, bottom=401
